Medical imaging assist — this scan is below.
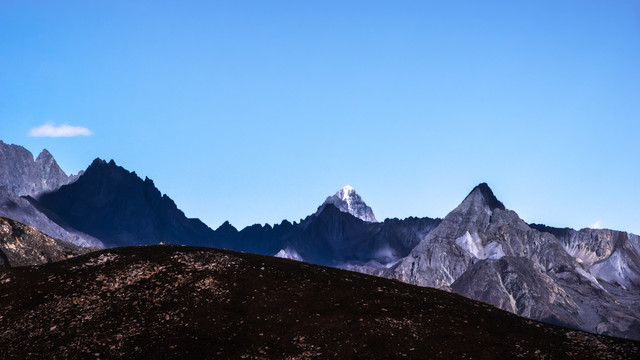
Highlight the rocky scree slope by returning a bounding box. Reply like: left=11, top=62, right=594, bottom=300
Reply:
left=0, top=216, right=93, bottom=267
left=0, top=245, right=637, bottom=359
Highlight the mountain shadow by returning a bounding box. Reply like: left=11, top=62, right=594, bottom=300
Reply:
left=38, top=159, right=215, bottom=247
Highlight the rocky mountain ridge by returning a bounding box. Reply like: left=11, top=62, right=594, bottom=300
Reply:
left=31, top=159, right=440, bottom=267
left=0, top=140, right=79, bottom=197
left=38, top=159, right=215, bottom=248
left=0, top=142, right=101, bottom=247
left=373, top=183, right=640, bottom=339
left=214, top=202, right=440, bottom=266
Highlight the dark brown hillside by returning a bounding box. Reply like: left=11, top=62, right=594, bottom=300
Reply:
left=0, top=245, right=637, bottom=359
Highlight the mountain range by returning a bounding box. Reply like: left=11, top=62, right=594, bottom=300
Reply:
left=1, top=141, right=639, bottom=342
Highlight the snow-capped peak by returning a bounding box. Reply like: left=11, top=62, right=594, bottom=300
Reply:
left=317, top=185, right=378, bottom=222
left=336, top=185, right=356, bottom=200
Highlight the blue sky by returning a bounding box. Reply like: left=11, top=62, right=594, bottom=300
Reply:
left=1, top=1, right=639, bottom=233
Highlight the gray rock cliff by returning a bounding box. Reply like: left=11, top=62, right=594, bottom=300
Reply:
left=0, top=140, right=80, bottom=197
left=0, top=141, right=101, bottom=248
left=380, top=183, right=640, bottom=339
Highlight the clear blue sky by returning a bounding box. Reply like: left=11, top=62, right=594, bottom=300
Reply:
left=1, top=1, right=639, bottom=234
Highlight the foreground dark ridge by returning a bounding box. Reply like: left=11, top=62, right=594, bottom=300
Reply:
left=0, top=246, right=637, bottom=359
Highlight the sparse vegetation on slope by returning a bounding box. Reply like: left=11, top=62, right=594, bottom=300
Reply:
left=0, top=245, right=637, bottom=359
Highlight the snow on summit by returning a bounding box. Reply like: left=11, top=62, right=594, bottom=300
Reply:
left=317, top=185, right=378, bottom=222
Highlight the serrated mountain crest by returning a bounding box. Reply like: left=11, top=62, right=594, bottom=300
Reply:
left=38, top=158, right=215, bottom=247
left=0, top=140, right=79, bottom=197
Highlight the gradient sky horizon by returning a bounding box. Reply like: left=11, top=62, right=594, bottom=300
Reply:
left=1, top=1, right=639, bottom=234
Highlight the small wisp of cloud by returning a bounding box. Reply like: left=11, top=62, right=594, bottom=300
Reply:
left=29, top=123, right=93, bottom=137
left=590, top=220, right=602, bottom=229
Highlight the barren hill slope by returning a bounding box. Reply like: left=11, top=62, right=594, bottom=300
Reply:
left=0, top=245, right=637, bottom=359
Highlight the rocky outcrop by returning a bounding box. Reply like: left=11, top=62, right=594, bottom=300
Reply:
left=385, top=183, right=521, bottom=289
left=531, top=224, right=640, bottom=288
left=0, top=216, right=93, bottom=267
left=0, top=140, right=79, bottom=197
left=451, top=256, right=579, bottom=328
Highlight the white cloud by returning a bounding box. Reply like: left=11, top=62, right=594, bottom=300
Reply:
left=29, top=123, right=93, bottom=137
left=590, top=220, right=602, bottom=229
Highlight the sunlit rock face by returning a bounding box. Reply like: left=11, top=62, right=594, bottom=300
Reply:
left=380, top=183, right=640, bottom=340
left=0, top=141, right=100, bottom=247
left=0, top=216, right=91, bottom=267
left=0, top=141, right=80, bottom=198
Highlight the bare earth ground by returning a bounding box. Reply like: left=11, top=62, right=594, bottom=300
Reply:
left=0, top=245, right=638, bottom=359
